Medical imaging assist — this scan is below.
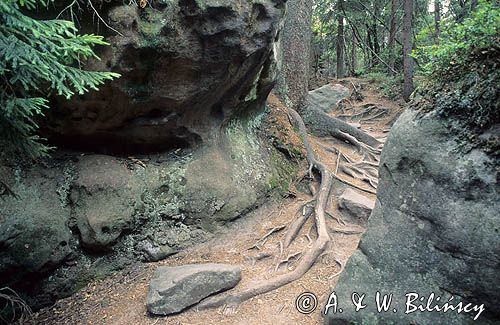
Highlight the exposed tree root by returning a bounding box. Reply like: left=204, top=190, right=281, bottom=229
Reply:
left=274, top=251, right=303, bottom=272
left=196, top=107, right=334, bottom=311
left=316, top=138, right=379, bottom=193
left=0, top=287, right=32, bottom=324
left=302, top=105, right=380, bottom=148
left=246, top=252, right=273, bottom=266
left=326, top=211, right=346, bottom=225
left=337, top=131, right=381, bottom=162
left=340, top=165, right=378, bottom=189
left=337, top=104, right=388, bottom=122
left=248, top=224, right=286, bottom=251
left=283, top=206, right=313, bottom=248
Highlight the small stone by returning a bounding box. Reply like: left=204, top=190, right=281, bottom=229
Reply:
left=146, top=263, right=241, bottom=315
left=338, top=189, right=375, bottom=222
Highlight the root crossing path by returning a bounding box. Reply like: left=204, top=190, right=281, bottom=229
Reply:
left=31, top=79, right=403, bottom=325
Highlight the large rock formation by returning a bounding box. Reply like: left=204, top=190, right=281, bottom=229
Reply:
left=0, top=0, right=294, bottom=311
left=325, top=108, right=499, bottom=324
left=47, top=0, right=285, bottom=153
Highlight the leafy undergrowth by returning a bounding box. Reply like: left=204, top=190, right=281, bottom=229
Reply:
left=411, top=1, right=499, bottom=157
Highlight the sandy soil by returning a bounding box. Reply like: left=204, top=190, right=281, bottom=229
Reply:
left=30, top=78, right=402, bottom=325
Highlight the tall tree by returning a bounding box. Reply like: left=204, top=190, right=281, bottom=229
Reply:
left=350, top=28, right=358, bottom=75
left=470, top=0, right=478, bottom=11
left=388, top=0, right=399, bottom=73
left=402, top=0, right=414, bottom=101
left=276, top=0, right=314, bottom=109
left=434, top=0, right=441, bottom=42
left=336, top=0, right=345, bottom=78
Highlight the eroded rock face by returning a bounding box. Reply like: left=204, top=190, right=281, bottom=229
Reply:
left=325, top=109, right=500, bottom=324
left=0, top=166, right=72, bottom=285
left=146, top=263, right=241, bottom=315
left=0, top=0, right=293, bottom=311
left=47, top=0, right=285, bottom=153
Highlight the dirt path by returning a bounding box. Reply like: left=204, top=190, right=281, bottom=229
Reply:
left=30, top=78, right=402, bottom=325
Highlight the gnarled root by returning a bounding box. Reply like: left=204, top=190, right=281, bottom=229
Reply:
left=302, top=105, right=380, bottom=149
left=196, top=107, right=334, bottom=311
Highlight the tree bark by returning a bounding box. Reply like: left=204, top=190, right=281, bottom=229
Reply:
left=471, top=0, right=478, bottom=11
left=456, top=0, right=467, bottom=22
left=434, top=0, right=441, bottom=43
left=366, top=26, right=373, bottom=69
left=388, top=0, right=398, bottom=74
left=402, top=0, right=414, bottom=102
left=336, top=0, right=345, bottom=79
left=350, top=28, right=357, bottom=75
left=276, top=0, right=314, bottom=109
left=372, top=0, right=381, bottom=63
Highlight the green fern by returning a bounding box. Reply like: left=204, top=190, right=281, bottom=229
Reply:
left=0, top=0, right=120, bottom=159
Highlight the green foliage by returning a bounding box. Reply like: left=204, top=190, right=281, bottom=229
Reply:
left=363, top=72, right=403, bottom=99
left=0, top=0, right=120, bottom=159
left=415, top=1, right=500, bottom=78
left=412, top=1, right=499, bottom=149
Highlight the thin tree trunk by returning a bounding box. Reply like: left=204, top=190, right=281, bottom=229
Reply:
left=434, top=0, right=441, bottom=43
left=388, top=0, right=398, bottom=74
left=351, top=28, right=357, bottom=75
left=366, top=26, right=374, bottom=69
left=471, top=0, right=478, bottom=11
left=372, top=0, right=380, bottom=65
left=336, top=0, right=345, bottom=79
left=402, top=0, right=414, bottom=102
left=456, top=0, right=467, bottom=22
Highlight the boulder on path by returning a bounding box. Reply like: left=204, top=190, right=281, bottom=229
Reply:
left=338, top=188, right=375, bottom=223
left=307, top=84, right=351, bottom=113
left=147, top=263, right=241, bottom=315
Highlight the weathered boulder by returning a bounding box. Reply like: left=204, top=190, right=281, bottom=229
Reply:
left=307, top=84, right=351, bottom=113
left=47, top=0, right=285, bottom=153
left=338, top=188, right=374, bottom=223
left=146, top=263, right=241, bottom=315
left=325, top=109, right=500, bottom=324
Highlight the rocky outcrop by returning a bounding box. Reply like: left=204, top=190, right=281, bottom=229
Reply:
left=0, top=124, right=295, bottom=308
left=47, top=0, right=286, bottom=153
left=0, top=166, right=72, bottom=286
left=146, top=263, right=241, bottom=315
left=325, top=109, right=499, bottom=324
left=0, top=0, right=294, bottom=312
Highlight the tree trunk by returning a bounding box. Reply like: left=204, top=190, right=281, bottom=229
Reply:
left=350, top=29, right=357, bottom=75
left=388, top=0, right=398, bottom=74
left=456, top=0, right=467, bottom=22
left=402, top=0, right=414, bottom=102
left=336, top=0, right=345, bottom=79
left=372, top=0, right=380, bottom=65
left=434, top=0, right=441, bottom=43
left=471, top=0, right=478, bottom=11
left=366, top=26, right=373, bottom=69
left=276, top=0, right=314, bottom=109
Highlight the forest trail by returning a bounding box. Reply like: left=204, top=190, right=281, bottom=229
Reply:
left=30, top=78, right=403, bottom=325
